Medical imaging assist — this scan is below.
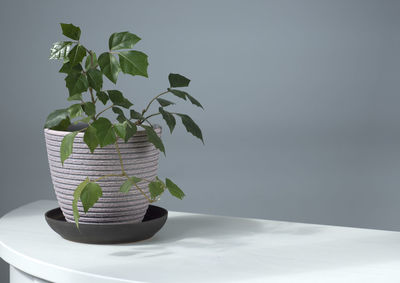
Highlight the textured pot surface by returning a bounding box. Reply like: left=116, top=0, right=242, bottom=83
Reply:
left=44, top=126, right=161, bottom=225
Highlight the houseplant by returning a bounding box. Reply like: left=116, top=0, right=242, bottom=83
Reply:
left=44, top=23, right=203, bottom=227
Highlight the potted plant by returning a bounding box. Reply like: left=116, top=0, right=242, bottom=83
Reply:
left=44, top=23, right=203, bottom=227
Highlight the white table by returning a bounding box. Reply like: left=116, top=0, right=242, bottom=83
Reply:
left=1, top=201, right=400, bottom=283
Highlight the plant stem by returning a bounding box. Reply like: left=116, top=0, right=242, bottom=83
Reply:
left=142, top=90, right=169, bottom=116
left=89, top=88, right=95, bottom=104
left=114, top=140, right=126, bottom=175
left=114, top=138, right=153, bottom=203
left=95, top=104, right=114, bottom=119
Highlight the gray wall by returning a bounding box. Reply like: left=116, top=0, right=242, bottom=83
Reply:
left=1, top=0, right=400, bottom=280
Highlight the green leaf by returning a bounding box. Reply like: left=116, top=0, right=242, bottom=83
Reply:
left=67, top=104, right=83, bottom=119
left=157, top=98, right=174, bottom=107
left=119, top=51, right=149, bottom=77
left=112, top=107, right=127, bottom=123
left=149, top=180, right=165, bottom=199
left=119, top=179, right=133, bottom=193
left=120, top=176, right=142, bottom=193
left=130, top=109, right=143, bottom=120
left=67, top=93, right=82, bottom=101
left=186, top=94, right=204, bottom=109
left=125, top=122, right=137, bottom=141
left=142, top=125, right=165, bottom=155
left=44, top=109, right=68, bottom=128
left=80, top=182, right=103, bottom=213
left=98, top=52, right=119, bottom=84
left=51, top=117, right=71, bottom=131
left=168, top=88, right=187, bottom=100
left=114, top=121, right=137, bottom=142
left=109, top=32, right=141, bottom=50
left=91, top=117, right=116, bottom=147
left=107, top=90, right=133, bottom=108
left=159, top=107, right=176, bottom=133
left=86, top=68, right=103, bottom=92
left=114, top=122, right=126, bottom=140
left=67, top=44, right=86, bottom=67
left=50, top=41, right=73, bottom=60
left=74, top=116, right=91, bottom=124
left=168, top=73, right=190, bottom=88
left=59, top=62, right=82, bottom=74
left=60, top=23, right=81, bottom=40
left=178, top=114, right=204, bottom=143
left=83, top=125, right=99, bottom=153
left=82, top=102, right=96, bottom=117
left=65, top=72, right=88, bottom=96
left=166, top=178, right=185, bottom=199
left=73, top=177, right=90, bottom=227
left=96, top=91, right=109, bottom=105
left=84, top=51, right=98, bottom=70
left=60, top=131, right=78, bottom=165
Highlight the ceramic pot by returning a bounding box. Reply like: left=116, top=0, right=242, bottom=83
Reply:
left=44, top=126, right=161, bottom=224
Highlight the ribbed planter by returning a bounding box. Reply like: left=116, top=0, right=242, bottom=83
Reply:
left=44, top=126, right=161, bottom=225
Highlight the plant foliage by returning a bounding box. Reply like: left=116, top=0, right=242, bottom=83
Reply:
left=45, top=24, right=204, bottom=227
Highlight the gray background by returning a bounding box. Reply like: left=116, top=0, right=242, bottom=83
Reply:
left=1, top=0, right=400, bottom=280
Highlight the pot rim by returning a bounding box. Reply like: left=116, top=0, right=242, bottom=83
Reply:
left=44, top=124, right=162, bottom=137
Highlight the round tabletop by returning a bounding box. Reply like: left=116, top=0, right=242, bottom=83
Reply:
left=1, top=200, right=400, bottom=283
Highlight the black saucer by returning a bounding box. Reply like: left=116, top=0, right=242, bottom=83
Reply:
left=45, top=205, right=168, bottom=244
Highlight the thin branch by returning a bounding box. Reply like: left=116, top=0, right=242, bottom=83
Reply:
left=95, top=104, right=114, bottom=119
left=142, top=90, right=169, bottom=116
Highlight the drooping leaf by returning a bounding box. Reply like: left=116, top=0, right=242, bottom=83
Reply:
left=60, top=23, right=81, bottom=40
left=44, top=109, right=68, bottom=129
left=51, top=117, right=71, bottom=131
left=65, top=73, right=88, bottom=96
left=73, top=177, right=90, bottom=227
left=91, top=117, right=116, bottom=147
left=168, top=88, right=187, bottom=100
left=60, top=131, right=78, bottom=165
left=82, top=102, right=96, bottom=117
left=119, top=178, right=133, bottom=193
left=178, top=114, right=204, bottom=143
left=96, top=91, right=109, bottom=105
left=168, top=73, right=190, bottom=88
left=159, top=107, right=176, bottom=133
left=157, top=98, right=174, bottom=107
left=142, top=125, right=165, bottom=155
left=111, top=106, right=127, bottom=122
left=130, top=109, right=143, bottom=120
left=80, top=182, right=103, bottom=213
left=59, top=62, right=83, bottom=74
left=165, top=178, right=185, bottom=199
left=86, top=68, right=103, bottom=91
left=83, top=125, right=98, bottom=153
left=67, top=104, right=83, bottom=119
left=107, top=90, right=133, bottom=108
left=149, top=180, right=165, bottom=199
left=114, top=122, right=126, bottom=140
left=125, top=121, right=137, bottom=141
left=50, top=41, right=73, bottom=60
left=67, top=44, right=86, bottom=67
left=67, top=93, right=82, bottom=101
left=186, top=93, right=204, bottom=109
left=120, top=176, right=142, bottom=193
left=84, top=51, right=98, bottom=70
left=98, top=52, right=119, bottom=84
left=119, top=51, right=148, bottom=77
left=109, top=32, right=141, bottom=50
